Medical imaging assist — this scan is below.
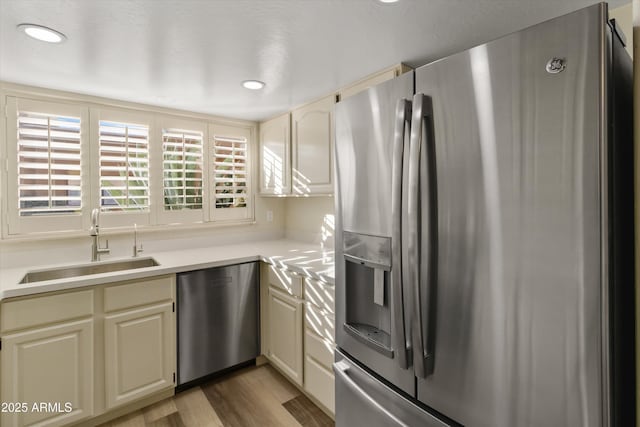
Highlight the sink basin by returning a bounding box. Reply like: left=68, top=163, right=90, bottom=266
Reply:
left=19, top=258, right=160, bottom=284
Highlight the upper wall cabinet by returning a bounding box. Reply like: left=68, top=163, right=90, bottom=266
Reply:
left=291, top=95, right=335, bottom=195
left=259, top=95, right=335, bottom=196
left=259, top=113, right=291, bottom=195
left=257, top=64, right=410, bottom=197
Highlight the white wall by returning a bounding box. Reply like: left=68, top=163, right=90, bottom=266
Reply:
left=0, top=181, right=337, bottom=270
left=283, top=197, right=335, bottom=249
left=0, top=196, right=285, bottom=270
left=0, top=194, right=335, bottom=269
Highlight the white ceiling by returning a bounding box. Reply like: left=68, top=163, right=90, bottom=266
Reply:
left=0, top=0, right=629, bottom=121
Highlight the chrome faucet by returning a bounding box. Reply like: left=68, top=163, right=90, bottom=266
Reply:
left=90, top=208, right=110, bottom=262
left=132, top=223, right=143, bottom=257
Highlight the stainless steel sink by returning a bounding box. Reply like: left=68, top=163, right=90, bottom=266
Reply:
left=19, top=257, right=160, bottom=284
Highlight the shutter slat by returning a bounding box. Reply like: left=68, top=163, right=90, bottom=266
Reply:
left=214, top=194, right=247, bottom=199
left=17, top=150, right=81, bottom=161
left=20, top=173, right=79, bottom=180
left=213, top=153, right=246, bottom=160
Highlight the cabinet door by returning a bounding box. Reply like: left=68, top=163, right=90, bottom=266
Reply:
left=1, top=319, right=94, bottom=427
left=291, top=95, right=335, bottom=195
left=104, top=302, right=175, bottom=410
left=259, top=113, right=291, bottom=195
left=267, top=287, right=303, bottom=385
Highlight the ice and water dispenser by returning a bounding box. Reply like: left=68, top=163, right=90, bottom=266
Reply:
left=343, top=231, right=394, bottom=358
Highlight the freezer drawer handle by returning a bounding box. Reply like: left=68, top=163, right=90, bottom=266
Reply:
left=391, top=98, right=412, bottom=369
left=334, top=360, right=409, bottom=427
left=408, top=93, right=438, bottom=378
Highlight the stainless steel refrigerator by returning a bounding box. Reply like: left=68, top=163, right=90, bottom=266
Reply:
left=333, top=3, right=634, bottom=426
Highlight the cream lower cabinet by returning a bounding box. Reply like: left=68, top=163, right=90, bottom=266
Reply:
left=104, top=303, right=174, bottom=410
left=0, top=290, right=95, bottom=427
left=1, top=319, right=94, bottom=427
left=103, top=276, right=176, bottom=411
left=267, top=287, right=304, bottom=386
left=261, top=264, right=336, bottom=417
left=0, top=275, right=176, bottom=427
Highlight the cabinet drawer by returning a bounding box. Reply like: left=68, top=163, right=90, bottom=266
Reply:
left=1, top=290, right=94, bottom=333
left=305, top=329, right=335, bottom=371
left=304, top=277, right=334, bottom=314
left=267, top=265, right=303, bottom=298
left=104, top=275, right=174, bottom=312
left=304, top=302, right=335, bottom=343
left=304, top=354, right=335, bottom=414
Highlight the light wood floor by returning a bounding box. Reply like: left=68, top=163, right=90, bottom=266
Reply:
left=100, top=364, right=334, bottom=427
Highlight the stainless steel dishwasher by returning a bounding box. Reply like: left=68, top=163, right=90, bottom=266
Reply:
left=177, top=262, right=259, bottom=388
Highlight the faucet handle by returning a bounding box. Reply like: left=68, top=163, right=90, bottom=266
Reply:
left=132, top=223, right=143, bottom=257
left=134, top=243, right=143, bottom=257
left=98, top=239, right=110, bottom=254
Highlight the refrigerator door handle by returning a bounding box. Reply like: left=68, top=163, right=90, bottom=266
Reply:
left=391, top=98, right=412, bottom=369
left=408, top=93, right=437, bottom=378
left=334, top=360, right=409, bottom=426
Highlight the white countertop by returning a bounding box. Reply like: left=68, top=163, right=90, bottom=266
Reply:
left=0, top=239, right=334, bottom=301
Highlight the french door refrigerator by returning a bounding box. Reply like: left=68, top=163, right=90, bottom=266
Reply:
left=333, top=3, right=634, bottom=427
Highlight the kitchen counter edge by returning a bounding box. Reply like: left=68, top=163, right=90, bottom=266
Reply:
left=0, top=239, right=335, bottom=301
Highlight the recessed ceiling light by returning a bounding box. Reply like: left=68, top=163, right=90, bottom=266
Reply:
left=378, top=0, right=400, bottom=3
left=17, top=23, right=66, bottom=43
left=242, top=80, right=265, bottom=90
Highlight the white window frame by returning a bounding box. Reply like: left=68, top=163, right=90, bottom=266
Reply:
left=5, top=97, right=90, bottom=235
left=208, top=123, right=254, bottom=222
left=1, top=86, right=258, bottom=239
left=90, top=108, right=154, bottom=229
left=154, top=116, right=208, bottom=225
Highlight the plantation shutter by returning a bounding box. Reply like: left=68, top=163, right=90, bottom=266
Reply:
left=213, top=135, right=247, bottom=208
left=210, top=124, right=252, bottom=221
left=99, top=120, right=150, bottom=211
left=17, top=111, right=82, bottom=216
left=162, top=129, right=203, bottom=211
